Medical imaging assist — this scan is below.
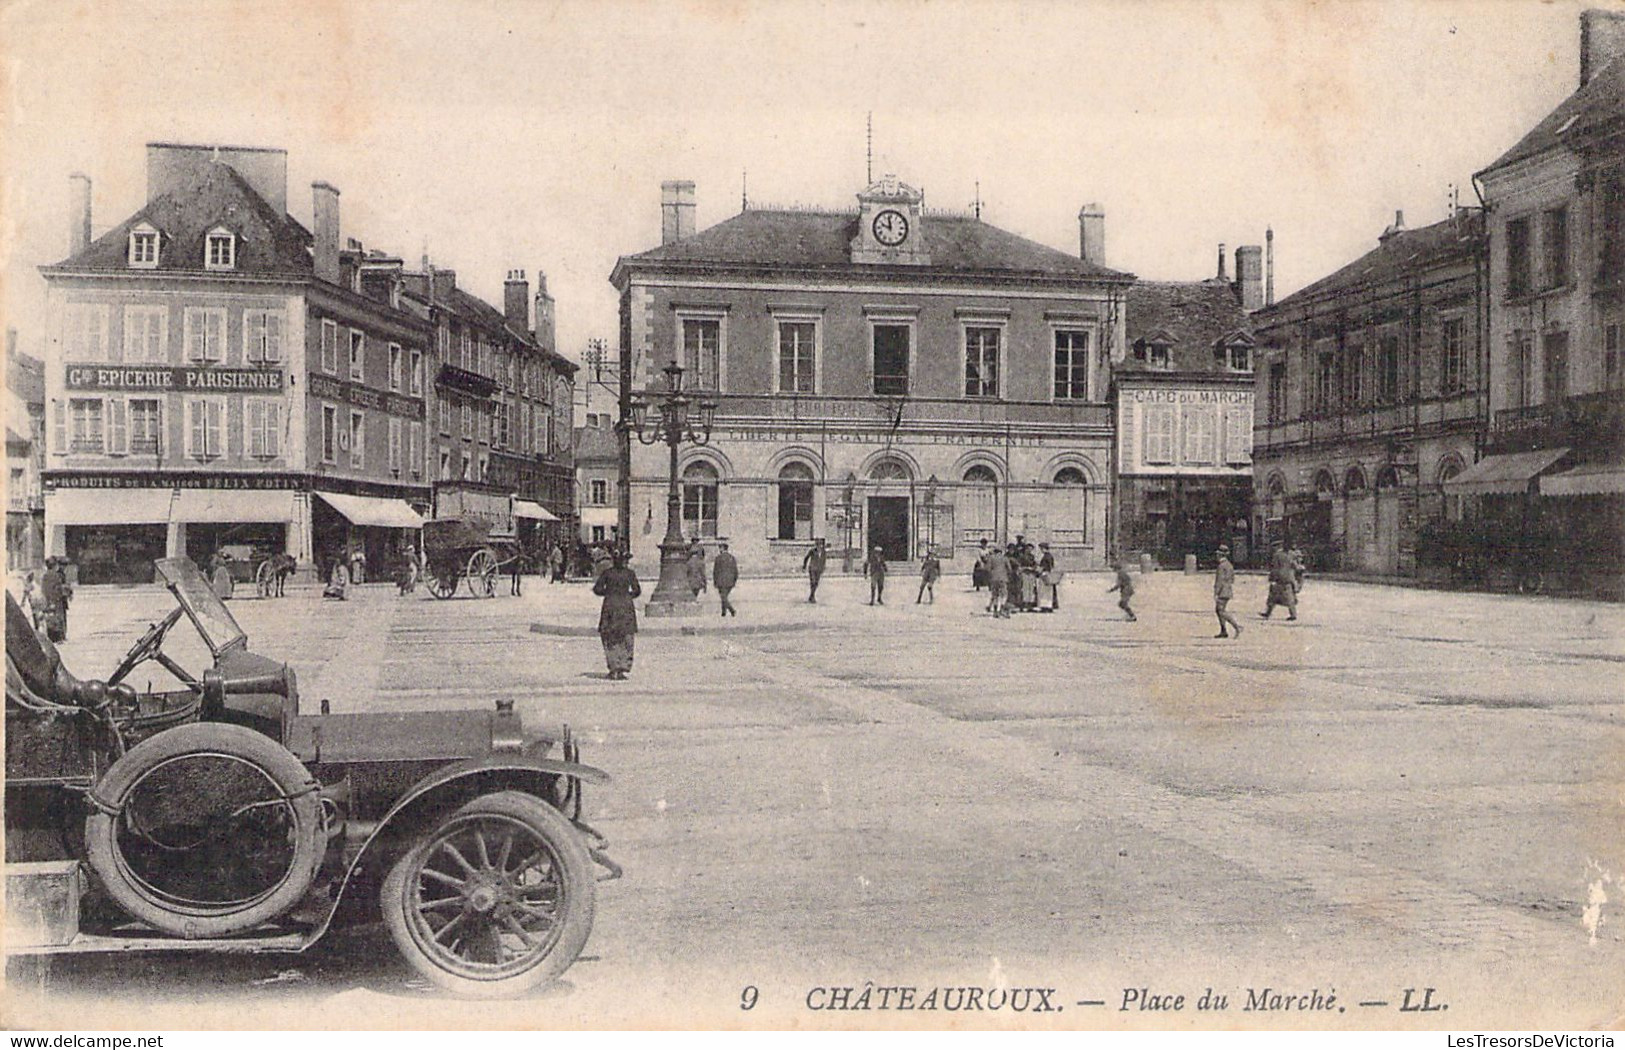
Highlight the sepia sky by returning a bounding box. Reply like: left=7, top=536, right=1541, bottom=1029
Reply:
left=0, top=0, right=1601, bottom=367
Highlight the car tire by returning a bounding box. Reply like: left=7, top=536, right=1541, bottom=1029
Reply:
left=84, top=722, right=325, bottom=939
left=381, top=790, right=595, bottom=998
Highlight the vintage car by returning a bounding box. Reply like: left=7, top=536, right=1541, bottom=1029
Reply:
left=4, top=557, right=617, bottom=997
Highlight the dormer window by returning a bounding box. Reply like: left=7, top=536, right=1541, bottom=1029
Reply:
left=1147, top=341, right=1172, bottom=370
left=128, top=225, right=159, bottom=268
left=205, top=229, right=236, bottom=270
left=1227, top=343, right=1253, bottom=373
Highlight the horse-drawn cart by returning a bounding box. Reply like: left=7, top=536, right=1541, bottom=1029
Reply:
left=422, top=516, right=520, bottom=599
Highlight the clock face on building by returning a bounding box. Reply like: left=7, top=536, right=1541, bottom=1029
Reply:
left=872, top=209, right=909, bottom=247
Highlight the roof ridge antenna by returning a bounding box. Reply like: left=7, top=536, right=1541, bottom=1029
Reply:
left=866, top=111, right=873, bottom=184
left=741, top=168, right=749, bottom=212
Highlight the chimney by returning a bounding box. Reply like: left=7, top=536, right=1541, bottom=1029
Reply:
left=1265, top=227, right=1275, bottom=307
left=1216, top=243, right=1228, bottom=281
left=661, top=180, right=696, bottom=245
left=504, top=269, right=529, bottom=330
left=1581, top=8, right=1625, bottom=87
left=1072, top=203, right=1104, bottom=266
left=311, top=182, right=341, bottom=283
left=68, top=173, right=92, bottom=257
left=1380, top=209, right=1405, bottom=243
left=533, top=271, right=555, bottom=353
left=1235, top=245, right=1264, bottom=312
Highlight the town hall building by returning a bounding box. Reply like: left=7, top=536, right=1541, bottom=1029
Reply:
left=610, top=176, right=1132, bottom=575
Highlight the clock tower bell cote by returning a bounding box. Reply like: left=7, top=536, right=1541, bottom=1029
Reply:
left=851, top=174, right=930, bottom=266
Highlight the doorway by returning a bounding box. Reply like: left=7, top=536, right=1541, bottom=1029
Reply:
left=867, top=496, right=910, bottom=562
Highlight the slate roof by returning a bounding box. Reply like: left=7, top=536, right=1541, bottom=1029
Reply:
left=44, top=161, right=311, bottom=275
left=1479, top=54, right=1625, bottom=177
left=1121, top=280, right=1254, bottom=376
left=1262, top=212, right=1484, bottom=315
left=614, top=209, right=1132, bottom=282
left=400, top=274, right=577, bottom=374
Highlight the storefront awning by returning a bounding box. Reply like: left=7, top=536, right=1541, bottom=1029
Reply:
left=316, top=492, right=425, bottom=529
left=512, top=499, right=560, bottom=522
left=46, top=488, right=172, bottom=525
left=172, top=490, right=297, bottom=524
left=1540, top=462, right=1625, bottom=497
left=1442, top=448, right=1570, bottom=496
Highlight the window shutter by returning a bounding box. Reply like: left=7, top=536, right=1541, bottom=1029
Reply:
left=208, top=401, right=223, bottom=457
left=266, top=403, right=281, bottom=458
left=247, top=401, right=263, bottom=457
left=188, top=400, right=204, bottom=457
left=108, top=398, right=128, bottom=454
left=52, top=401, right=66, bottom=457
left=246, top=314, right=262, bottom=363
left=265, top=314, right=283, bottom=363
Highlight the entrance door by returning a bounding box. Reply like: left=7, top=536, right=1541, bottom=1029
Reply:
left=867, top=496, right=910, bottom=562
left=1376, top=493, right=1400, bottom=575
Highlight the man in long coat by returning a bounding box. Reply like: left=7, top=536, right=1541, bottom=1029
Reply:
left=712, top=540, right=739, bottom=617
left=686, top=540, right=707, bottom=595
left=1260, top=542, right=1298, bottom=620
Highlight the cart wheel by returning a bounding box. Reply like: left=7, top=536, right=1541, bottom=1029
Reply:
left=84, top=723, right=325, bottom=939
left=381, top=791, right=595, bottom=998
left=255, top=559, right=275, bottom=599
left=426, top=569, right=458, bottom=599
left=467, top=549, right=498, bottom=598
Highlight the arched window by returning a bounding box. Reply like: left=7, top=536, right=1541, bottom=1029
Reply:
left=1314, top=470, right=1336, bottom=497
left=1345, top=466, right=1367, bottom=495
left=777, top=462, right=815, bottom=540
left=1053, top=466, right=1087, bottom=485
left=871, top=459, right=911, bottom=483
left=1376, top=466, right=1400, bottom=490
left=681, top=462, right=719, bottom=539
left=1050, top=467, right=1088, bottom=545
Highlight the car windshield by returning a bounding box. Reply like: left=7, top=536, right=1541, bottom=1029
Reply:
left=154, top=557, right=247, bottom=655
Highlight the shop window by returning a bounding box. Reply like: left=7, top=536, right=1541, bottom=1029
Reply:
left=681, top=461, right=719, bottom=538
left=777, top=462, right=815, bottom=540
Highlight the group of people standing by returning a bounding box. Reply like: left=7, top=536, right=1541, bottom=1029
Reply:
left=19, top=558, right=73, bottom=642
left=972, top=537, right=1060, bottom=618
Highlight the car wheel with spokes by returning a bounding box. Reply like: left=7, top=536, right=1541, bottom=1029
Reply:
left=381, top=791, right=595, bottom=998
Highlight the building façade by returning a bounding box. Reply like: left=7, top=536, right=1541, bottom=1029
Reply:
left=39, top=143, right=431, bottom=584
left=609, top=176, right=1132, bottom=576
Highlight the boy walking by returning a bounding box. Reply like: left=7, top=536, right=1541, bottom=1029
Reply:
left=1108, top=558, right=1137, bottom=621
left=1213, top=544, right=1243, bottom=639
left=916, top=547, right=941, bottom=604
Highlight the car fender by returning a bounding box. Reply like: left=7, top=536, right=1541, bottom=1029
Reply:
left=303, top=754, right=611, bottom=944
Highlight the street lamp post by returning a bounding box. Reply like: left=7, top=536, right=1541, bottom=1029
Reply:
left=626, top=362, right=718, bottom=616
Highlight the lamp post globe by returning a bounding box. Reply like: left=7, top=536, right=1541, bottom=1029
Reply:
left=629, top=361, right=717, bottom=617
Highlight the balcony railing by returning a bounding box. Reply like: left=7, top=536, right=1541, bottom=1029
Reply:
left=1493, top=388, right=1624, bottom=434
left=704, top=393, right=1113, bottom=429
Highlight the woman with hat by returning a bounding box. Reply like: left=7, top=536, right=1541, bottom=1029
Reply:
left=593, top=547, right=642, bottom=680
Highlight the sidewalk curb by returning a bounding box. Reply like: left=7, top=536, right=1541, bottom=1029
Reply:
left=529, top=620, right=828, bottom=638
